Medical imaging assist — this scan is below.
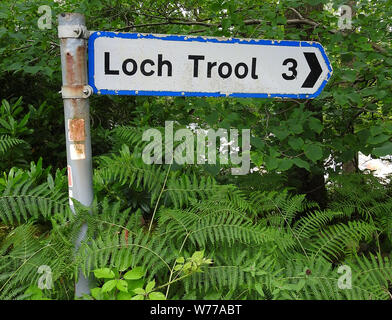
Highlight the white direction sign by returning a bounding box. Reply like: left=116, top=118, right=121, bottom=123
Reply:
left=88, top=32, right=332, bottom=99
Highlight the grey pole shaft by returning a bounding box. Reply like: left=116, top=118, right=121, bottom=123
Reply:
left=58, top=13, right=94, bottom=297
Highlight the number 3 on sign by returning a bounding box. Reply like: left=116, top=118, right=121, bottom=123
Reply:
left=282, top=58, right=298, bottom=80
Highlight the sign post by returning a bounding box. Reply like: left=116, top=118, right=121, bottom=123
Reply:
left=58, top=13, right=94, bottom=297
left=58, top=13, right=332, bottom=297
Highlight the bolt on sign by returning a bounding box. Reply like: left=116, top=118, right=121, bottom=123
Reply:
left=88, top=32, right=332, bottom=99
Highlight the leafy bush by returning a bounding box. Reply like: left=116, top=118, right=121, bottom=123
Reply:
left=0, top=0, right=391, bottom=301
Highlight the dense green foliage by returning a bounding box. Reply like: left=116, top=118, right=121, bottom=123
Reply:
left=0, top=0, right=391, bottom=300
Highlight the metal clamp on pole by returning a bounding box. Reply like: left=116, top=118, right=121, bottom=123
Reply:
left=58, top=24, right=88, bottom=39
left=61, top=85, right=93, bottom=99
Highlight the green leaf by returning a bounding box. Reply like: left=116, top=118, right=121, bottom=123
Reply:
left=93, top=268, right=115, bottom=279
left=175, top=257, right=185, bottom=264
left=131, top=294, right=144, bottom=300
left=264, top=155, right=278, bottom=170
left=290, top=123, right=303, bottom=134
left=126, top=278, right=144, bottom=291
left=347, top=92, right=361, bottom=104
left=341, top=69, right=357, bottom=82
left=133, top=287, right=145, bottom=295
left=251, top=151, right=263, bottom=166
left=308, top=117, right=323, bottom=134
left=367, top=134, right=390, bottom=145
left=101, top=279, right=117, bottom=293
left=273, top=127, right=290, bottom=140
left=278, top=158, right=293, bottom=171
left=124, top=267, right=145, bottom=280
left=303, top=144, right=323, bottom=162
left=276, top=16, right=287, bottom=24
left=90, top=287, right=102, bottom=299
left=292, top=158, right=310, bottom=171
left=372, top=141, right=392, bottom=157
left=145, top=280, right=156, bottom=293
left=254, top=283, right=264, bottom=296
left=117, top=292, right=134, bottom=300
left=25, top=286, right=42, bottom=299
left=250, top=136, right=265, bottom=150
left=149, top=291, right=166, bottom=300
left=116, top=279, right=128, bottom=292
left=288, top=137, right=304, bottom=151
left=191, top=250, right=204, bottom=260
left=0, top=118, right=11, bottom=130
left=118, top=256, right=133, bottom=272
left=370, top=126, right=383, bottom=136
left=296, top=279, right=306, bottom=291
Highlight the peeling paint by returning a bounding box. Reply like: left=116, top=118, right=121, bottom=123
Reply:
left=68, top=118, right=85, bottom=141
left=67, top=165, right=73, bottom=187
left=69, top=143, right=86, bottom=160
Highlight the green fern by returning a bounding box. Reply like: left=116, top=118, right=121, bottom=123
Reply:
left=293, top=210, right=343, bottom=240
left=0, top=224, right=75, bottom=300
left=0, top=177, right=71, bottom=225
left=0, top=135, right=25, bottom=155
left=165, top=173, right=219, bottom=208
left=309, top=221, right=378, bottom=261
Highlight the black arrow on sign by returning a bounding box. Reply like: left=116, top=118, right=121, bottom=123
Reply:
left=301, top=52, right=322, bottom=88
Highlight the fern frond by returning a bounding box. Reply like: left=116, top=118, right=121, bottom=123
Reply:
left=0, top=224, right=75, bottom=300
left=95, top=145, right=166, bottom=205
left=309, top=221, right=378, bottom=261
left=0, top=178, right=71, bottom=224
left=0, top=135, right=25, bottom=155
left=112, top=126, right=145, bottom=148
left=351, top=254, right=392, bottom=299
left=293, top=210, right=343, bottom=240
left=165, top=173, right=218, bottom=208
left=280, top=256, right=387, bottom=300
left=248, top=190, right=315, bottom=226
left=158, top=203, right=295, bottom=250
left=183, top=247, right=279, bottom=296
left=78, top=232, right=174, bottom=280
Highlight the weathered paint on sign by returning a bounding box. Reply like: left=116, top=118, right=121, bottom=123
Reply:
left=88, top=32, right=332, bottom=99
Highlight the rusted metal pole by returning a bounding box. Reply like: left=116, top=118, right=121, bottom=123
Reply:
left=58, top=13, right=93, bottom=297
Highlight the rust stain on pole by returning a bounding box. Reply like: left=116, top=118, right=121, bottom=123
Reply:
left=65, top=51, right=75, bottom=84
left=73, top=143, right=85, bottom=155
left=77, top=45, right=87, bottom=83
left=68, top=118, right=85, bottom=141
left=64, top=45, right=86, bottom=85
left=69, top=143, right=86, bottom=160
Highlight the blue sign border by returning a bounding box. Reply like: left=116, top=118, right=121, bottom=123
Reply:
left=88, top=31, right=333, bottom=99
